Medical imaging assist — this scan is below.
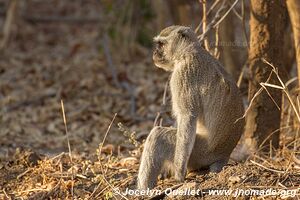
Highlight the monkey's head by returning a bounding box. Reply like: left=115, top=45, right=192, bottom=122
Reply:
left=152, top=25, right=198, bottom=71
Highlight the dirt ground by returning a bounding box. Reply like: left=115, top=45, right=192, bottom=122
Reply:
left=0, top=1, right=299, bottom=199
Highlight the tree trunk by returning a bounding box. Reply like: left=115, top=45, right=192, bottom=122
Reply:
left=286, top=0, right=300, bottom=87
left=245, top=0, right=288, bottom=151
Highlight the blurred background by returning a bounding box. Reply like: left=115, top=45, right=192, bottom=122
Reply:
left=1, top=1, right=300, bottom=199
left=0, top=0, right=297, bottom=156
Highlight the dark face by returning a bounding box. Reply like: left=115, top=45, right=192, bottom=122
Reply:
left=152, top=41, right=169, bottom=71
left=152, top=40, right=173, bottom=71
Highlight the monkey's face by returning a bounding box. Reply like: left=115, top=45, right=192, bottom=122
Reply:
left=152, top=26, right=197, bottom=71
left=152, top=39, right=174, bottom=71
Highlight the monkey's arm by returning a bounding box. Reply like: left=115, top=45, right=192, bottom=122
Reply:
left=174, top=114, right=197, bottom=181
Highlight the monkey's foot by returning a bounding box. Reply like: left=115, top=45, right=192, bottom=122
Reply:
left=174, top=171, right=185, bottom=182
left=159, top=171, right=172, bottom=180
left=209, top=160, right=227, bottom=173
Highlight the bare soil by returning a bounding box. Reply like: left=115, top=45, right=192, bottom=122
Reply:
left=0, top=1, right=299, bottom=199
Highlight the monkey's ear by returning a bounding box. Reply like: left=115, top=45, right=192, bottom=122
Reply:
left=177, top=28, right=189, bottom=38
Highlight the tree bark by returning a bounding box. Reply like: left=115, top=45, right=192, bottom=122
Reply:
left=286, top=0, right=300, bottom=86
left=245, top=0, right=288, bottom=150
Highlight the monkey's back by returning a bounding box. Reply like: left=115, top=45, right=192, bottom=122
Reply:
left=198, top=49, right=244, bottom=153
left=171, top=46, right=245, bottom=169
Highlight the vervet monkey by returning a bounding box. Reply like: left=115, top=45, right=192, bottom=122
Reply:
left=137, top=26, right=244, bottom=190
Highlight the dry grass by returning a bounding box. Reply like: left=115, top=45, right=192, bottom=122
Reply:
left=0, top=1, right=299, bottom=199
left=0, top=136, right=299, bottom=199
left=1, top=82, right=300, bottom=199
left=2, top=58, right=299, bottom=199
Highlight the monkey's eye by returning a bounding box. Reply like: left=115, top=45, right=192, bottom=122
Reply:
left=157, top=41, right=165, bottom=48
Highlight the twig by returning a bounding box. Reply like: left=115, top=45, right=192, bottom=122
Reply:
left=2, top=189, right=11, bottom=200
left=236, top=0, right=250, bottom=87
left=100, top=176, right=128, bottom=200
left=259, top=82, right=281, bottom=110
left=257, top=127, right=280, bottom=151
left=89, top=113, right=117, bottom=199
left=262, top=59, right=300, bottom=123
left=198, top=0, right=239, bottom=42
left=292, top=153, right=300, bottom=165
left=285, top=77, right=298, bottom=87
left=201, top=0, right=210, bottom=51
left=96, top=185, right=110, bottom=198
left=60, top=99, right=74, bottom=199
left=0, top=0, right=18, bottom=50
left=235, top=67, right=274, bottom=122
left=230, top=4, right=242, bottom=20
left=294, top=125, right=299, bottom=153
left=214, top=25, right=220, bottom=58
left=250, top=160, right=286, bottom=174
left=213, top=0, right=240, bottom=28
left=195, top=0, right=221, bottom=34
left=236, top=62, right=247, bottom=87
left=98, top=113, right=117, bottom=156
left=153, top=112, right=160, bottom=127
left=198, top=0, right=226, bottom=42
left=102, top=34, right=121, bottom=89
left=49, top=152, right=65, bottom=161
left=60, top=100, right=72, bottom=162
left=235, top=87, right=263, bottom=123
left=241, top=0, right=249, bottom=48
left=17, top=168, right=33, bottom=180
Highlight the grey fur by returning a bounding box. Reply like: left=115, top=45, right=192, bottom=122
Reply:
left=137, top=26, right=244, bottom=190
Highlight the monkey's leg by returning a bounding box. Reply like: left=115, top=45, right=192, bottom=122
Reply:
left=174, top=115, right=197, bottom=182
left=137, top=126, right=176, bottom=190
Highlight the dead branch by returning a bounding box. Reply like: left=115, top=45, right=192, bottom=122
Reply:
left=214, top=25, right=220, bottom=58
left=201, top=0, right=210, bottom=52
left=101, top=34, right=121, bottom=89
left=102, top=34, right=139, bottom=119
left=195, top=0, right=221, bottom=34
left=0, top=0, right=18, bottom=50
left=198, top=0, right=239, bottom=43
